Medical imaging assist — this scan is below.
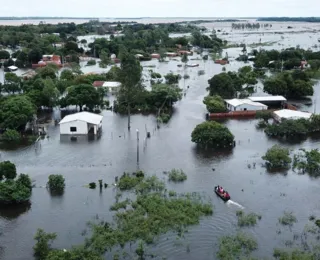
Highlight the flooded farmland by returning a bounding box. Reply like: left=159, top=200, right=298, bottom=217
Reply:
left=1, top=18, right=320, bottom=260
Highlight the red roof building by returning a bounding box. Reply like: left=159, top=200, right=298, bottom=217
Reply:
left=92, top=81, right=105, bottom=87
left=32, top=55, right=62, bottom=69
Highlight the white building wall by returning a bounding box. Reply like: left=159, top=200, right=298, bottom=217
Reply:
left=231, top=104, right=267, bottom=111
left=59, top=120, right=88, bottom=135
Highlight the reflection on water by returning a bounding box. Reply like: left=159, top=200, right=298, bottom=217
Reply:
left=0, top=202, right=31, bottom=220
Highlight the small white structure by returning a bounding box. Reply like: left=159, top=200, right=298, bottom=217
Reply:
left=59, top=112, right=103, bottom=135
left=225, top=98, right=268, bottom=111
left=7, top=65, right=18, bottom=71
left=103, top=81, right=121, bottom=94
left=273, top=109, right=312, bottom=122
left=248, top=96, right=287, bottom=102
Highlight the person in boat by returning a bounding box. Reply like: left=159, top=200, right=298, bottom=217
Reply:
left=225, top=192, right=230, bottom=198
left=219, top=187, right=224, bottom=193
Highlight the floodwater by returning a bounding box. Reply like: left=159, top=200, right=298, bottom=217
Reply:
left=1, top=20, right=320, bottom=260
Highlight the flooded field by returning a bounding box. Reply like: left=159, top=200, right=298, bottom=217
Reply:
left=1, top=19, right=320, bottom=260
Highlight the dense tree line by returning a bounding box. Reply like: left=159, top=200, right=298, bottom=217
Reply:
left=206, top=65, right=261, bottom=100
left=263, top=70, right=314, bottom=98
left=258, top=17, right=320, bottom=23
left=253, top=47, right=320, bottom=70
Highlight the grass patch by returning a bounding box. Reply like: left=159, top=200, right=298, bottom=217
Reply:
left=315, top=219, right=320, bottom=228
left=87, top=176, right=213, bottom=253
left=273, top=248, right=316, bottom=259
left=279, top=211, right=297, bottom=226
left=217, top=232, right=258, bottom=260
left=110, top=199, right=131, bottom=211
left=168, top=169, right=187, bottom=182
left=236, top=210, right=262, bottom=227
left=256, top=120, right=268, bottom=129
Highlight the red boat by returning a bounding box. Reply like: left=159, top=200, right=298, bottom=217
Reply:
left=214, top=186, right=230, bottom=201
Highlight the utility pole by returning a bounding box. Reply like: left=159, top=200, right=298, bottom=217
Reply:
left=136, top=129, right=140, bottom=166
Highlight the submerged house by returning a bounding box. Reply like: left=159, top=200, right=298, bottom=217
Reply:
left=248, top=96, right=286, bottom=108
left=59, top=112, right=103, bottom=135
left=273, top=109, right=312, bottom=122
left=225, top=98, right=268, bottom=111
left=92, top=81, right=122, bottom=94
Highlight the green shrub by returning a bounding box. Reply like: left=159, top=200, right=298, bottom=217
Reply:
left=33, top=229, right=57, bottom=259
left=16, top=174, right=32, bottom=190
left=86, top=60, right=96, bottom=66
left=110, top=199, right=131, bottom=211
left=0, top=160, right=17, bottom=180
left=89, top=182, right=96, bottom=189
left=262, top=145, right=292, bottom=169
left=1, top=129, right=21, bottom=143
left=256, top=120, right=268, bottom=129
left=47, top=174, right=65, bottom=192
left=236, top=210, right=261, bottom=227
left=191, top=121, right=234, bottom=148
left=168, top=169, right=187, bottom=182
left=279, top=211, right=297, bottom=226
left=255, top=110, right=273, bottom=121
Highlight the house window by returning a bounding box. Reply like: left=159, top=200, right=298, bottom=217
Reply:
left=70, top=127, right=77, bottom=132
left=244, top=108, right=247, bottom=111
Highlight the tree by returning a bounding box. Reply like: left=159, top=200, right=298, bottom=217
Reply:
left=265, top=118, right=310, bottom=137
left=191, top=121, right=234, bottom=148
left=3, top=72, right=21, bottom=94
left=0, top=179, right=32, bottom=204
left=164, top=73, right=181, bottom=85
left=264, top=78, right=288, bottom=96
left=105, top=66, right=121, bottom=81
left=203, top=95, right=227, bottom=113
left=0, top=161, right=17, bottom=180
left=47, top=174, right=65, bottom=194
left=293, top=149, right=320, bottom=177
left=262, top=145, right=292, bottom=169
left=0, top=50, right=10, bottom=59
left=1, top=129, right=21, bottom=143
left=37, top=66, right=57, bottom=79
left=28, top=49, right=42, bottom=63
left=149, top=84, right=182, bottom=109
left=33, top=229, right=57, bottom=260
left=60, top=69, right=75, bottom=81
left=119, top=50, right=143, bottom=130
left=291, top=80, right=313, bottom=97
left=64, top=84, right=102, bottom=111
left=0, top=95, right=36, bottom=130
left=207, top=73, right=236, bottom=98
left=16, top=174, right=32, bottom=191
left=42, top=78, right=60, bottom=108
left=181, top=53, right=188, bottom=64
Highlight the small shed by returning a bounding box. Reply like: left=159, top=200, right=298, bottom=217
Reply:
left=248, top=96, right=286, bottom=108
left=7, top=65, right=18, bottom=71
left=59, top=112, right=103, bottom=135
left=92, top=81, right=122, bottom=94
left=273, top=109, right=312, bottom=122
left=103, top=81, right=121, bottom=94
left=225, top=99, right=268, bottom=111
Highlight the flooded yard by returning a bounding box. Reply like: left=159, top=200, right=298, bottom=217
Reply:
left=1, top=19, right=320, bottom=260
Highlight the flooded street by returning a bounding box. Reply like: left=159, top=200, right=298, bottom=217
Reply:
left=1, top=19, right=320, bottom=260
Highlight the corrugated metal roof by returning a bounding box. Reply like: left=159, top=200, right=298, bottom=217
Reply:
left=59, top=112, right=103, bottom=125
left=248, top=96, right=287, bottom=102
left=273, top=109, right=312, bottom=120
left=102, top=81, right=121, bottom=88
left=225, top=99, right=267, bottom=107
